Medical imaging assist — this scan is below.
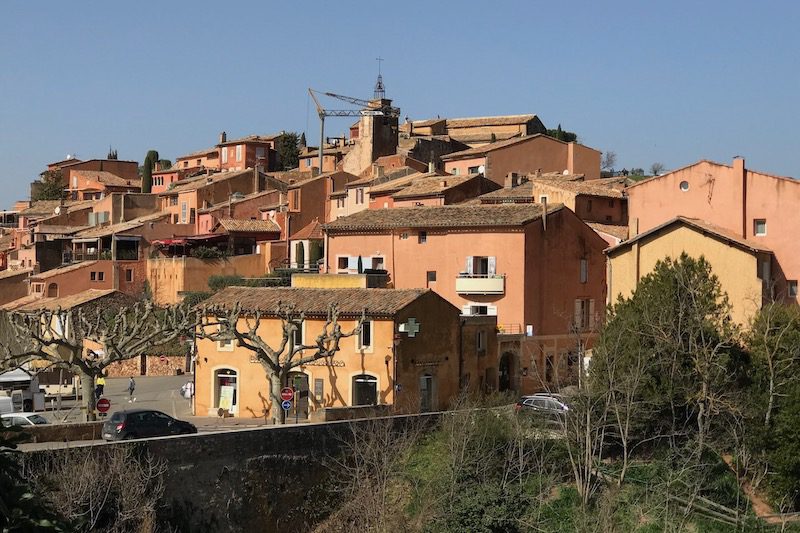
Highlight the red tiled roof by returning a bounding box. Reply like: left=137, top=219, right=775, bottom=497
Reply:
left=290, top=219, right=323, bottom=240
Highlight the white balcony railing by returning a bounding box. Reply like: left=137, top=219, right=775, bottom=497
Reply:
left=455, top=274, right=505, bottom=295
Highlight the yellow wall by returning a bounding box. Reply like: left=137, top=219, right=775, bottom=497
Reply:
left=608, top=225, right=764, bottom=325
left=147, top=254, right=267, bottom=304
left=195, top=316, right=396, bottom=419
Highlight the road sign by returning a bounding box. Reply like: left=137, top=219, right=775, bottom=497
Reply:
left=159, top=355, right=166, bottom=363
left=280, top=387, right=294, bottom=401
left=281, top=399, right=292, bottom=411
left=97, top=398, right=111, bottom=413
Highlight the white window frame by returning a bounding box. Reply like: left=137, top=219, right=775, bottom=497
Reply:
left=181, top=202, right=187, bottom=223
left=292, top=321, right=305, bottom=348
left=754, top=218, right=767, bottom=236
left=357, top=320, right=374, bottom=352
left=235, top=145, right=243, bottom=162
left=217, top=326, right=234, bottom=351
left=221, top=147, right=228, bottom=164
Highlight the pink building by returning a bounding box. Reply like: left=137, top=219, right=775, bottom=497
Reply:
left=626, top=157, right=800, bottom=302
left=441, top=134, right=601, bottom=185
left=324, top=204, right=607, bottom=394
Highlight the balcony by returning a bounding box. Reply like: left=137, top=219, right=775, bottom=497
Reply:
left=455, top=274, right=505, bottom=295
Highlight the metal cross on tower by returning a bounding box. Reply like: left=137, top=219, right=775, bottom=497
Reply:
left=374, top=57, right=385, bottom=100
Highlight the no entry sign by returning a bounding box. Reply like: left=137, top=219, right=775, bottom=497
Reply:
left=280, top=387, right=294, bottom=401
left=97, top=398, right=111, bottom=413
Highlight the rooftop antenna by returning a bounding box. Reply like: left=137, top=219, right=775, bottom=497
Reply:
left=374, top=57, right=385, bottom=100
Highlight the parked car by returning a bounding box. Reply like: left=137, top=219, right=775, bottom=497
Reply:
left=102, top=409, right=197, bottom=441
left=514, top=394, right=569, bottom=424
left=1, top=412, right=50, bottom=427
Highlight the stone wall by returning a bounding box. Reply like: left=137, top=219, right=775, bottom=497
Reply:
left=26, top=413, right=440, bottom=532
left=105, top=354, right=188, bottom=377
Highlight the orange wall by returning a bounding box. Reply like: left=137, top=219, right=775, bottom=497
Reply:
left=627, top=158, right=800, bottom=302
left=194, top=291, right=481, bottom=418
left=326, top=209, right=607, bottom=336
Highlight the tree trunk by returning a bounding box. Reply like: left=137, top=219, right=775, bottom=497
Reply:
left=269, top=372, right=283, bottom=425
left=81, top=371, right=97, bottom=422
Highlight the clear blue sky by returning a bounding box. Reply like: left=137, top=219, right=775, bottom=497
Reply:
left=2, top=1, right=798, bottom=208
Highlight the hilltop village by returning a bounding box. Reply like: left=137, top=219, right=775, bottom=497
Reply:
left=0, top=79, right=796, bottom=422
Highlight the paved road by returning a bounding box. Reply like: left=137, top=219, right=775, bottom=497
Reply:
left=18, top=375, right=278, bottom=451
left=41, top=375, right=193, bottom=424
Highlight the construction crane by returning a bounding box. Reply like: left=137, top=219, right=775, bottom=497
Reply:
left=308, top=88, right=400, bottom=173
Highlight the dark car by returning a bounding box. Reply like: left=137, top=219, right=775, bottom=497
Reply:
left=102, top=409, right=197, bottom=441
left=514, top=394, right=569, bottom=425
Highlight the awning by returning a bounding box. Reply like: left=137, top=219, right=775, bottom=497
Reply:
left=112, top=235, right=141, bottom=242
left=72, top=238, right=101, bottom=243
left=153, top=238, right=188, bottom=246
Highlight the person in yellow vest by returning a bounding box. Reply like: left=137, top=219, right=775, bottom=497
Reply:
left=95, top=374, right=106, bottom=399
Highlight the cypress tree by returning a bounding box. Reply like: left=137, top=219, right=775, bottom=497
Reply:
left=141, top=150, right=159, bottom=193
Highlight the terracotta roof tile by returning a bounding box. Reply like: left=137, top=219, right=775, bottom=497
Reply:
left=325, top=203, right=562, bottom=232
left=446, top=114, right=538, bottom=128
left=159, top=169, right=254, bottom=195
left=290, top=219, right=323, bottom=240
left=176, top=146, right=219, bottom=160
left=11, top=289, right=129, bottom=312
left=216, top=218, right=280, bottom=233
left=30, top=261, right=99, bottom=280
left=0, top=268, right=32, bottom=281
left=74, top=213, right=168, bottom=239
left=19, top=200, right=94, bottom=217
left=71, top=170, right=141, bottom=188
left=441, top=134, right=552, bottom=161
left=585, top=222, right=629, bottom=241
left=606, top=217, right=772, bottom=256
left=202, top=287, right=431, bottom=317
left=392, top=174, right=477, bottom=199
left=218, top=133, right=282, bottom=146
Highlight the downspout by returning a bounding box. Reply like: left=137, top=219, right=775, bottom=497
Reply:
left=392, top=317, right=398, bottom=410
left=458, top=319, right=465, bottom=391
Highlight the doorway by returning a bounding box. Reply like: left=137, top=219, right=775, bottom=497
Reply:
left=214, top=368, right=238, bottom=415
left=352, top=374, right=378, bottom=406
left=499, top=352, right=515, bottom=392
left=419, top=374, right=436, bottom=412
left=288, top=372, right=309, bottom=419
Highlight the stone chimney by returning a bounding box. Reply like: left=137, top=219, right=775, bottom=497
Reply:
left=505, top=172, right=519, bottom=188
left=428, top=161, right=435, bottom=173
left=440, top=179, right=448, bottom=187
left=219, top=131, right=227, bottom=144
left=535, top=168, right=542, bottom=179
left=372, top=164, right=384, bottom=178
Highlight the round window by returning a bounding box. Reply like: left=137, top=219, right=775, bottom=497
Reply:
left=679, top=181, right=690, bottom=191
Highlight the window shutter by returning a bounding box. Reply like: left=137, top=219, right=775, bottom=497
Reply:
left=488, top=256, right=496, bottom=276
left=465, top=256, right=473, bottom=274
left=487, top=305, right=498, bottom=316
left=574, top=299, right=582, bottom=328
left=589, top=299, right=596, bottom=328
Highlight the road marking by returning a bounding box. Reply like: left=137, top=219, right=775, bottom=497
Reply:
left=170, top=390, right=177, bottom=418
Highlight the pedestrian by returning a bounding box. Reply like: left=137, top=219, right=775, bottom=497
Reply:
left=128, top=377, right=136, bottom=402
left=95, top=374, right=106, bottom=399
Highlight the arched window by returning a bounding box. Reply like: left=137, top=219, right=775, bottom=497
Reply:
left=352, top=374, right=377, bottom=406
left=46, top=283, right=58, bottom=298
